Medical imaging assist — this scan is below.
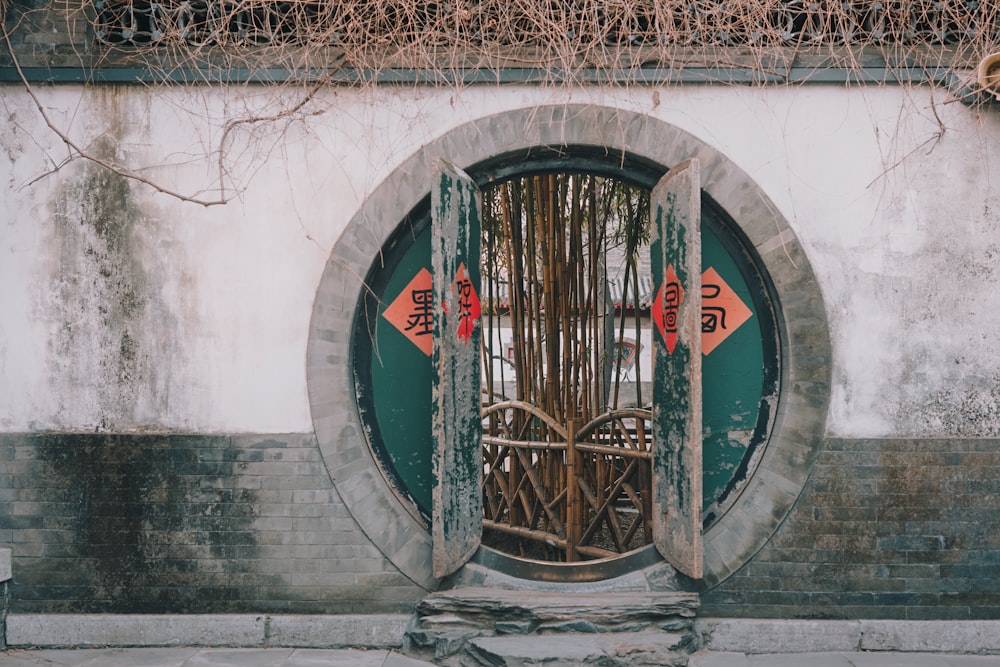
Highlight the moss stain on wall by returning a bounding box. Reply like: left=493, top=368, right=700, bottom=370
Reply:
left=50, top=144, right=148, bottom=430
left=43, top=80, right=187, bottom=431
left=33, top=433, right=261, bottom=613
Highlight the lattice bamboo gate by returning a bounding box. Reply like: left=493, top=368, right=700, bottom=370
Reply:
left=472, top=166, right=701, bottom=572
left=482, top=401, right=655, bottom=561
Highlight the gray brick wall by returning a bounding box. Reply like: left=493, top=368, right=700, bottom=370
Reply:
left=0, top=433, right=424, bottom=614
left=6, top=433, right=999, bottom=618
left=701, top=438, right=1000, bottom=619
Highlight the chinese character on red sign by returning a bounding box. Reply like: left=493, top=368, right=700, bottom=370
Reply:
left=653, top=263, right=684, bottom=355
left=701, top=266, right=753, bottom=355
left=455, top=262, right=481, bottom=344
left=383, top=267, right=435, bottom=356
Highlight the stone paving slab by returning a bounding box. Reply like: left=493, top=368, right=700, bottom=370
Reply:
left=466, top=632, right=691, bottom=666
left=0, top=649, right=434, bottom=667
left=689, top=652, right=1000, bottom=667
left=6, top=649, right=1000, bottom=666
left=692, top=652, right=856, bottom=667
left=859, top=622, right=1000, bottom=654
left=847, top=654, right=1000, bottom=667
left=696, top=619, right=1000, bottom=655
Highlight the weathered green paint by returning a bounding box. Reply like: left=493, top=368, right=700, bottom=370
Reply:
left=650, top=159, right=703, bottom=580
left=358, top=163, right=775, bottom=575
left=365, top=228, right=434, bottom=518
left=431, top=161, right=483, bottom=578
left=700, top=226, right=771, bottom=521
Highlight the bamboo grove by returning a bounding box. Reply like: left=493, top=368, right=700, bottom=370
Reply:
left=479, top=174, right=657, bottom=561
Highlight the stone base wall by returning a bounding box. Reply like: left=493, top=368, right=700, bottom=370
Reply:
left=0, top=433, right=424, bottom=614
left=4, top=434, right=1000, bottom=618
left=702, top=438, right=1000, bottom=619
left=1, top=547, right=9, bottom=648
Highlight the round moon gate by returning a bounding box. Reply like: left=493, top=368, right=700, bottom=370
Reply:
left=308, top=105, right=831, bottom=590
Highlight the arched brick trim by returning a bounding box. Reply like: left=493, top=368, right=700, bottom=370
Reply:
left=306, top=104, right=831, bottom=590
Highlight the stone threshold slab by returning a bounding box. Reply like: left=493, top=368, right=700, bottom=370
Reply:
left=418, top=587, right=699, bottom=627
left=466, top=631, right=694, bottom=667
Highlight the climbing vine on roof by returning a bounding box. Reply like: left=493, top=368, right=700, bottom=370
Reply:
left=81, top=1, right=996, bottom=83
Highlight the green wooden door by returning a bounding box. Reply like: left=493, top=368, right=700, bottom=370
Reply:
left=431, top=161, right=484, bottom=577
left=650, top=159, right=702, bottom=580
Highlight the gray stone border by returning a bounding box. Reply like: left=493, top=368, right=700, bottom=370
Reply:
left=306, top=103, right=831, bottom=591
left=5, top=614, right=410, bottom=648
left=7, top=614, right=997, bottom=652
left=697, top=618, right=1000, bottom=654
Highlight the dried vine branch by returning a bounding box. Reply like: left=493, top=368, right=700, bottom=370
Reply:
left=2, top=15, right=233, bottom=204
left=2, top=0, right=351, bottom=205
left=83, top=0, right=1000, bottom=85
left=4, top=0, right=1000, bottom=204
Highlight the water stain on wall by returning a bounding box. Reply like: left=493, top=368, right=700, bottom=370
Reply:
left=48, top=133, right=176, bottom=430
left=33, top=433, right=259, bottom=613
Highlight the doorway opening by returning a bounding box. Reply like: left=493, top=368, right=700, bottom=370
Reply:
left=479, top=173, right=658, bottom=561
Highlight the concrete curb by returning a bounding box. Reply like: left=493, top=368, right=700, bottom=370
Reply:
left=697, top=618, right=1000, bottom=654
left=5, top=613, right=411, bottom=649
left=0, top=548, right=10, bottom=650
left=7, top=614, right=1000, bottom=655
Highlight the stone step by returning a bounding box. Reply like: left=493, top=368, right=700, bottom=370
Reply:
left=417, top=587, right=699, bottom=634
left=406, top=587, right=700, bottom=665
left=462, top=631, right=694, bottom=667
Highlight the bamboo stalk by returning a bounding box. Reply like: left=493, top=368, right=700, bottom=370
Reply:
left=565, top=418, right=580, bottom=562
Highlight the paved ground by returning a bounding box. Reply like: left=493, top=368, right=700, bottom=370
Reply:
left=2, top=649, right=1000, bottom=666
left=0, top=648, right=433, bottom=666
left=689, top=652, right=1000, bottom=666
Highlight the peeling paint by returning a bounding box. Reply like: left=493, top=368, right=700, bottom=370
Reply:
left=431, top=161, right=483, bottom=577
left=650, top=159, right=703, bottom=580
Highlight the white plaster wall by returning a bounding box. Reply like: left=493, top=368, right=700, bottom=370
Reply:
left=2, top=82, right=1000, bottom=437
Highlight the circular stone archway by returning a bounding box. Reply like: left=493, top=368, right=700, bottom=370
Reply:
left=307, top=104, right=831, bottom=591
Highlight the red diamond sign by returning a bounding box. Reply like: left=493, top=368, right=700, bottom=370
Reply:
left=701, top=266, right=753, bottom=355
left=652, top=263, right=684, bottom=355
left=382, top=267, right=434, bottom=356
left=454, top=262, right=481, bottom=344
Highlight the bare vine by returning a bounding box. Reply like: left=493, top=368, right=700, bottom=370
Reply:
left=4, top=0, right=1000, bottom=203
left=82, top=0, right=1000, bottom=81
left=2, top=17, right=236, bottom=204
